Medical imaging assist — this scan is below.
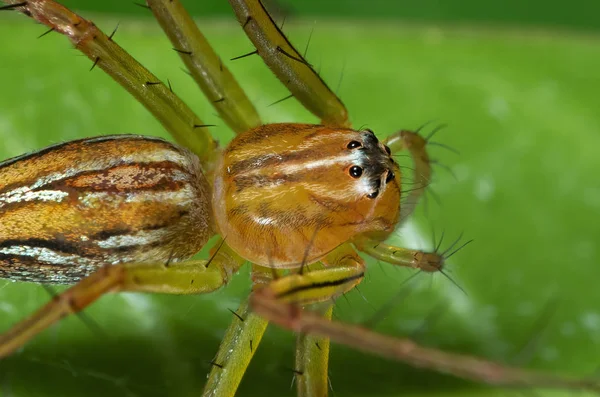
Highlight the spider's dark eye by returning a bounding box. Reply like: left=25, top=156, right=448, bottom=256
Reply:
left=347, top=141, right=362, bottom=149
left=364, top=128, right=375, bottom=135
left=384, top=145, right=391, bottom=155
left=349, top=165, right=363, bottom=178
left=367, top=190, right=379, bottom=199
left=385, top=170, right=395, bottom=184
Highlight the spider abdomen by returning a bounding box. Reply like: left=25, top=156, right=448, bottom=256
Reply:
left=212, top=123, right=402, bottom=268
left=0, top=135, right=212, bottom=283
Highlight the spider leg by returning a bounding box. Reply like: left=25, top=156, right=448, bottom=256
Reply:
left=205, top=244, right=362, bottom=397
left=229, top=0, right=350, bottom=127
left=251, top=288, right=600, bottom=394
left=294, top=307, right=332, bottom=397
left=353, top=237, right=444, bottom=273
left=267, top=244, right=365, bottom=396
left=146, top=0, right=262, bottom=134
left=267, top=244, right=364, bottom=305
left=2, top=0, right=218, bottom=167
left=0, top=244, right=245, bottom=359
left=203, top=297, right=269, bottom=397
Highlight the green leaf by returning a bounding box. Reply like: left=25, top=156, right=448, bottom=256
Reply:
left=0, top=12, right=599, bottom=397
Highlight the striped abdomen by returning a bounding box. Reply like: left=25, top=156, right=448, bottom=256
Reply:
left=213, top=123, right=401, bottom=268
left=0, top=135, right=212, bottom=283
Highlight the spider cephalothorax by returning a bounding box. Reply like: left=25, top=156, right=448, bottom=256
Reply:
left=213, top=123, right=401, bottom=268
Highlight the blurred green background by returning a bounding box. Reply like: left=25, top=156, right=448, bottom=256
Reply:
left=0, top=1, right=599, bottom=397
left=59, top=0, right=600, bottom=31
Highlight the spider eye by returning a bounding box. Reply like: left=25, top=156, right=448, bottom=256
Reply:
left=384, top=145, right=391, bottom=155
left=349, top=165, right=363, bottom=178
left=347, top=141, right=362, bottom=149
left=385, top=170, right=395, bottom=184
left=364, top=128, right=374, bottom=135
left=367, top=190, right=379, bottom=199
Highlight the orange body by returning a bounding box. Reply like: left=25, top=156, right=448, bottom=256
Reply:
left=213, top=123, right=401, bottom=268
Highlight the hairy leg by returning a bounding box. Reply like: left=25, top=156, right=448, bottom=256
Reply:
left=0, top=244, right=245, bottom=359
left=228, top=0, right=349, bottom=127
left=252, top=287, right=600, bottom=394
left=1, top=0, right=218, bottom=167
left=147, top=0, right=262, bottom=134
left=295, top=306, right=333, bottom=397
left=203, top=297, right=269, bottom=397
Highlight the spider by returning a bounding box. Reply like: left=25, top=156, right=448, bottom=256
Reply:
left=1, top=0, right=600, bottom=396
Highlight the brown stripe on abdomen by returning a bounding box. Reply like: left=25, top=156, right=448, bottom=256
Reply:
left=0, top=136, right=213, bottom=284
left=40, top=161, right=191, bottom=194
left=0, top=135, right=180, bottom=196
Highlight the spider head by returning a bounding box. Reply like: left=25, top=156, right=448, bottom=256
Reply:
left=212, top=123, right=401, bottom=268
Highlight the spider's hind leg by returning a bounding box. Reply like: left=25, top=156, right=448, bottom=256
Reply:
left=0, top=244, right=245, bottom=359
left=1, top=0, right=218, bottom=167
left=252, top=286, right=600, bottom=394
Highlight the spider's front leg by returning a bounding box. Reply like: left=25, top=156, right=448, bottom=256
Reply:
left=251, top=285, right=600, bottom=394
left=263, top=244, right=366, bottom=397
left=202, top=243, right=365, bottom=397
left=228, top=0, right=349, bottom=127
